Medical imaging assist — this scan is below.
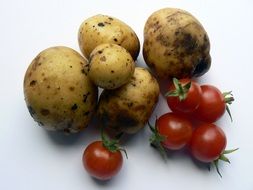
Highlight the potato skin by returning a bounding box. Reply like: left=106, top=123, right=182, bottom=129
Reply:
left=143, top=8, right=211, bottom=79
left=23, top=46, right=98, bottom=133
left=78, top=14, right=140, bottom=60
left=88, top=44, right=135, bottom=89
left=97, top=67, right=159, bottom=134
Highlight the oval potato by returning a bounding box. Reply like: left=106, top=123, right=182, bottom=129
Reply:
left=97, top=67, right=159, bottom=134
left=23, top=46, right=98, bottom=133
left=88, top=43, right=135, bottom=89
left=78, top=14, right=140, bottom=60
left=143, top=8, right=211, bottom=79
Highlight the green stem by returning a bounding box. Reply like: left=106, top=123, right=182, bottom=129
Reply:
left=100, top=127, right=128, bottom=158
left=212, top=148, right=238, bottom=177
left=222, top=91, right=234, bottom=122
left=165, top=78, right=191, bottom=101
left=148, top=121, right=167, bottom=159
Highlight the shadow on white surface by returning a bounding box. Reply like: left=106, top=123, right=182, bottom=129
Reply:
left=43, top=117, right=101, bottom=146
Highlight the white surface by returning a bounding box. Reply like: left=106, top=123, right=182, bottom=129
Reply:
left=0, top=0, right=253, bottom=189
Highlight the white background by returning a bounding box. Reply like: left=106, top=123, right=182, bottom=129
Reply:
left=0, top=0, right=252, bottom=189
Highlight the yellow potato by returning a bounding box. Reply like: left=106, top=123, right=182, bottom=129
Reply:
left=143, top=8, right=211, bottom=79
left=97, top=67, right=159, bottom=134
left=78, top=14, right=140, bottom=60
left=23, top=46, right=98, bottom=133
left=88, top=44, right=135, bottom=89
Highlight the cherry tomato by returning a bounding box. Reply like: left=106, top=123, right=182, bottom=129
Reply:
left=156, top=112, right=193, bottom=150
left=189, top=123, right=227, bottom=162
left=166, top=78, right=202, bottom=113
left=193, top=85, right=233, bottom=122
left=82, top=141, right=123, bottom=180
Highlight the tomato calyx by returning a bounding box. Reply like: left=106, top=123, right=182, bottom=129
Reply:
left=165, top=78, right=191, bottom=101
left=212, top=148, right=239, bottom=177
left=148, top=120, right=167, bottom=158
left=223, top=91, right=234, bottom=122
left=101, top=129, right=128, bottom=158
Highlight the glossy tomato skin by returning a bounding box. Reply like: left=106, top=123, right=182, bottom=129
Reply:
left=190, top=123, right=227, bottom=162
left=157, top=113, right=193, bottom=150
left=194, top=85, right=225, bottom=122
left=82, top=141, right=123, bottom=180
left=167, top=79, right=202, bottom=113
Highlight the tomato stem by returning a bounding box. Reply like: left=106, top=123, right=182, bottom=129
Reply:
left=223, top=91, right=234, bottom=122
left=101, top=127, right=128, bottom=158
left=148, top=121, right=167, bottom=159
left=212, top=148, right=238, bottom=177
left=165, top=78, right=191, bottom=101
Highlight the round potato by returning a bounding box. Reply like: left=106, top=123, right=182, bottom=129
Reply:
left=97, top=67, right=160, bottom=134
left=23, top=46, right=98, bottom=133
left=143, top=8, right=211, bottom=79
left=88, top=43, right=135, bottom=89
left=78, top=14, right=140, bottom=60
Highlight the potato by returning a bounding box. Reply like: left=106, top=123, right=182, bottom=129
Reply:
left=97, top=67, right=159, bottom=134
left=143, top=8, right=211, bottom=79
left=88, top=43, right=135, bottom=89
left=23, top=46, right=98, bottom=133
left=78, top=14, right=140, bottom=60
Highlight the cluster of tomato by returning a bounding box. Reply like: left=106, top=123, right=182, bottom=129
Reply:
left=81, top=78, right=237, bottom=181
left=150, top=78, right=237, bottom=177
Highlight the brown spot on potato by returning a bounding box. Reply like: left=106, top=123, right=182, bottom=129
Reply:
left=30, top=80, right=37, bottom=86
left=98, top=50, right=103, bottom=54
left=173, top=32, right=198, bottom=54
left=114, top=38, right=118, bottom=42
left=83, top=92, right=90, bottom=103
left=83, top=111, right=90, bottom=116
left=193, top=56, right=211, bottom=77
left=40, top=109, right=50, bottom=116
left=69, top=65, right=72, bottom=68
left=152, top=21, right=162, bottom=32
left=164, top=49, right=171, bottom=56
left=71, top=104, right=78, bottom=111
left=81, top=69, right=87, bottom=75
left=108, top=17, right=113, bottom=20
left=111, top=70, right=114, bottom=73
left=156, top=34, right=170, bottom=47
left=98, top=22, right=105, bottom=27
left=69, top=86, right=75, bottom=91
left=47, top=85, right=50, bottom=89
left=116, top=114, right=139, bottom=128
left=100, top=56, right=106, bottom=62
left=127, top=102, right=133, bottom=108
left=166, top=11, right=181, bottom=21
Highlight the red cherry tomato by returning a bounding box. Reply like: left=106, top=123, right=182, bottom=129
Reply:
left=189, top=123, right=227, bottom=162
left=82, top=141, right=123, bottom=180
left=156, top=113, right=193, bottom=150
left=193, top=85, right=233, bottom=122
left=166, top=78, right=202, bottom=113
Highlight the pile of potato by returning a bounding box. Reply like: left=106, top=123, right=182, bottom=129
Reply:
left=23, top=8, right=211, bottom=135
